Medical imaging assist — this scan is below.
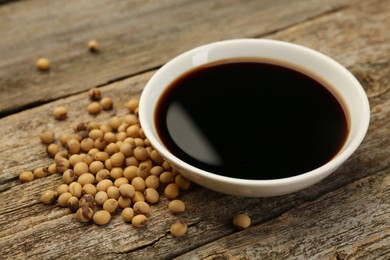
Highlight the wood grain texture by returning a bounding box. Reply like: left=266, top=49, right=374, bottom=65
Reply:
left=0, top=0, right=389, bottom=259
left=0, top=0, right=361, bottom=115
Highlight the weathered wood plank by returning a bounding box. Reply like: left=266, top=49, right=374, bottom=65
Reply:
left=0, top=0, right=362, bottom=115
left=0, top=0, right=389, bottom=259
left=177, top=172, right=390, bottom=260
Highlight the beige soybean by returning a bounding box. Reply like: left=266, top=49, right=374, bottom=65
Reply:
left=68, top=154, right=82, bottom=167
left=93, top=210, right=111, bottom=225
left=40, top=190, right=57, bottom=205
left=40, top=131, right=55, bottom=144
left=233, top=214, right=251, bottom=229
left=110, top=167, right=123, bottom=180
left=133, top=147, right=148, bottom=161
left=111, top=152, right=125, bottom=167
left=88, top=40, right=99, bottom=52
left=145, top=175, right=160, bottom=189
left=164, top=183, right=179, bottom=199
left=123, top=166, right=138, bottom=181
left=144, top=188, right=159, bottom=204
left=150, top=166, right=164, bottom=176
left=58, top=192, right=72, bottom=207
left=33, top=167, right=49, bottom=179
left=124, top=114, right=138, bottom=125
left=46, top=143, right=60, bottom=157
left=131, top=214, right=147, bottom=228
left=125, top=156, right=139, bottom=167
left=119, top=184, right=135, bottom=198
left=59, top=133, right=72, bottom=146
left=82, top=154, right=94, bottom=165
left=78, top=173, right=95, bottom=186
left=94, top=137, right=107, bottom=150
left=47, top=163, right=57, bottom=174
left=119, top=142, right=133, bottom=157
left=100, top=97, right=113, bottom=110
left=114, top=177, right=129, bottom=187
left=105, top=143, right=119, bottom=155
left=87, top=102, right=101, bottom=115
left=82, top=183, right=97, bottom=196
left=96, top=179, right=114, bottom=192
left=109, top=116, right=121, bottom=130
left=19, top=171, right=34, bottom=182
left=56, top=184, right=69, bottom=195
left=63, top=169, right=75, bottom=184
left=80, top=138, right=95, bottom=152
left=168, top=200, right=185, bottom=213
left=96, top=169, right=110, bottom=182
left=87, top=121, right=100, bottom=131
left=137, top=160, right=152, bottom=179
left=175, top=175, right=191, bottom=190
left=170, top=220, right=188, bottom=237
left=73, top=162, right=89, bottom=177
left=118, top=196, right=132, bottom=208
left=36, top=58, right=50, bottom=71
left=89, top=129, right=103, bottom=140
left=116, top=132, right=127, bottom=141
left=133, top=138, right=144, bottom=147
left=133, top=201, right=150, bottom=215
left=150, top=149, right=164, bottom=164
left=131, top=191, right=145, bottom=203
left=53, top=106, right=68, bottom=120
left=94, top=151, right=109, bottom=162
left=160, top=171, right=175, bottom=184
left=126, top=125, right=140, bottom=138
left=89, top=161, right=104, bottom=174
left=69, top=182, right=83, bottom=198
left=121, top=207, right=134, bottom=222
left=95, top=191, right=108, bottom=206
left=75, top=206, right=94, bottom=222
left=103, top=198, right=119, bottom=214
left=104, top=132, right=117, bottom=143
left=107, top=186, right=120, bottom=200
left=127, top=99, right=139, bottom=113
left=67, top=139, right=81, bottom=154
left=162, top=161, right=172, bottom=171
left=131, top=177, right=146, bottom=192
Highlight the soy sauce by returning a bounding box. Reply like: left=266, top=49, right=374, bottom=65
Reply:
left=155, top=58, right=349, bottom=180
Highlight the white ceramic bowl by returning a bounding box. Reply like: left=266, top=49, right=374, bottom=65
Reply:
left=139, top=39, right=370, bottom=197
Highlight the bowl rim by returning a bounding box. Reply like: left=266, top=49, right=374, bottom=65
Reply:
left=139, top=38, right=370, bottom=188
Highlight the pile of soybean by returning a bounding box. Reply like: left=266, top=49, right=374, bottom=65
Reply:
left=19, top=88, right=190, bottom=237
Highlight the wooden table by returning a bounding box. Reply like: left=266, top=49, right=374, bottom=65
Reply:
left=0, top=0, right=389, bottom=259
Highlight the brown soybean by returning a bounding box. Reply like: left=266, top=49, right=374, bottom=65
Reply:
left=67, top=196, right=79, bottom=212
left=76, top=206, right=94, bottom=222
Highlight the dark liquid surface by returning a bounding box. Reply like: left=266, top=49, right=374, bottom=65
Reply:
left=155, top=59, right=349, bottom=180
